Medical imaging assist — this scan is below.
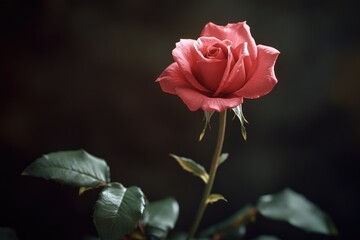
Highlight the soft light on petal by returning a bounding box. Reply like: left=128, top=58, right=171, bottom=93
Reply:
left=215, top=42, right=249, bottom=96
left=201, top=22, right=257, bottom=61
left=234, top=45, right=280, bottom=99
left=194, top=37, right=225, bottom=61
left=194, top=60, right=227, bottom=91
left=172, top=39, right=210, bottom=92
left=156, top=22, right=280, bottom=112
left=192, top=38, right=230, bottom=91
left=156, top=63, right=188, bottom=94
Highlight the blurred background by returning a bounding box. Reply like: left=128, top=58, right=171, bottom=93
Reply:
left=1, top=0, right=359, bottom=239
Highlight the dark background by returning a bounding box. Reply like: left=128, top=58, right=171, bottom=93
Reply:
left=1, top=0, right=359, bottom=239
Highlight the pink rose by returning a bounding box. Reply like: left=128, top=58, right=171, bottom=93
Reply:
left=156, top=22, right=280, bottom=112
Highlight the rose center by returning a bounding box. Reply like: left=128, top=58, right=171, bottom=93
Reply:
left=206, top=47, right=220, bottom=58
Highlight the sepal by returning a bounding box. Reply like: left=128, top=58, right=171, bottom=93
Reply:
left=232, top=104, right=248, bottom=140
left=199, top=111, right=214, bottom=141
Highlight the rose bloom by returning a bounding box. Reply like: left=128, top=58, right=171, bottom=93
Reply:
left=156, top=22, right=280, bottom=112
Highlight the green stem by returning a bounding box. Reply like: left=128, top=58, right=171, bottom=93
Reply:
left=188, top=111, right=227, bottom=240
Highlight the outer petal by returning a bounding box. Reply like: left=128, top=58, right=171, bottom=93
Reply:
left=234, top=45, right=280, bottom=99
left=172, top=39, right=210, bottom=93
left=201, top=22, right=257, bottom=61
left=156, top=62, right=189, bottom=94
left=175, top=86, right=243, bottom=112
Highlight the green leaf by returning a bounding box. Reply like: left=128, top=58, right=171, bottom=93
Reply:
left=93, top=183, right=145, bottom=240
left=257, top=188, right=338, bottom=236
left=22, top=150, right=110, bottom=189
left=206, top=194, right=227, bottom=204
left=232, top=104, right=248, bottom=141
left=170, top=154, right=209, bottom=183
left=252, top=235, right=281, bottom=240
left=142, top=197, right=179, bottom=239
left=218, top=153, right=229, bottom=166
left=199, top=204, right=255, bottom=239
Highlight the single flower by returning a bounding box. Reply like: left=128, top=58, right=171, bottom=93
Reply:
left=156, top=21, right=280, bottom=112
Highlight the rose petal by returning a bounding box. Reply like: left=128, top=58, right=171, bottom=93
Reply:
left=175, top=86, right=243, bottom=112
left=234, top=45, right=280, bottom=99
left=194, top=37, right=226, bottom=62
left=215, top=42, right=249, bottom=96
left=194, top=60, right=227, bottom=91
left=156, top=62, right=188, bottom=94
left=193, top=38, right=229, bottom=91
left=216, top=44, right=235, bottom=93
left=172, top=39, right=210, bottom=92
left=201, top=22, right=257, bottom=61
